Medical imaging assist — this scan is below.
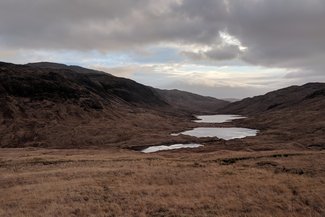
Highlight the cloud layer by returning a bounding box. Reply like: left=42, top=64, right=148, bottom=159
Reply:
left=1, top=0, right=324, bottom=97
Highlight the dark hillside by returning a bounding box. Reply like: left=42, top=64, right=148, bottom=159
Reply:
left=0, top=62, right=226, bottom=148
left=156, top=88, right=229, bottom=114
left=219, top=83, right=325, bottom=115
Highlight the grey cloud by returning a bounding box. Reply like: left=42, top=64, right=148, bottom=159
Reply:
left=226, top=0, right=325, bottom=72
left=0, top=0, right=152, bottom=50
left=1, top=0, right=324, bottom=82
left=160, top=81, right=273, bottom=99
left=284, top=70, right=325, bottom=82
left=0, top=0, right=226, bottom=50
left=92, top=64, right=155, bottom=78
left=205, top=45, right=241, bottom=60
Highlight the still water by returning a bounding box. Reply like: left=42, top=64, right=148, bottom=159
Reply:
left=194, top=114, right=245, bottom=123
left=172, top=127, right=258, bottom=140
left=142, top=115, right=257, bottom=153
left=141, top=143, right=203, bottom=153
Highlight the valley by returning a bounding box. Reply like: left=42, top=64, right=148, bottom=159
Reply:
left=0, top=62, right=324, bottom=216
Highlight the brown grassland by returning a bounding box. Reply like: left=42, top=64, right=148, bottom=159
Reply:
left=1, top=99, right=325, bottom=217
left=0, top=64, right=324, bottom=216
left=1, top=100, right=324, bottom=217
left=0, top=147, right=324, bottom=217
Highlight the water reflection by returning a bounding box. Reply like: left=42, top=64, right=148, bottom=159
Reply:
left=195, top=114, right=245, bottom=123
left=141, top=143, right=203, bottom=153
left=172, top=127, right=258, bottom=140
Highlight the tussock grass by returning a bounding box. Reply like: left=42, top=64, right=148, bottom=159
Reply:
left=0, top=148, right=324, bottom=217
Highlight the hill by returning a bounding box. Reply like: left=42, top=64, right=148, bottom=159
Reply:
left=0, top=61, right=226, bottom=148
left=219, top=83, right=325, bottom=115
left=28, top=62, right=230, bottom=114
left=218, top=83, right=325, bottom=150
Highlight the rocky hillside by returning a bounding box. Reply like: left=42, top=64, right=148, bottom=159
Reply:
left=219, top=83, right=325, bottom=115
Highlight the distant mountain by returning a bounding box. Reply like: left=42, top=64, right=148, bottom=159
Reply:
left=222, top=98, right=240, bottom=102
left=219, top=83, right=325, bottom=115
left=156, top=89, right=229, bottom=114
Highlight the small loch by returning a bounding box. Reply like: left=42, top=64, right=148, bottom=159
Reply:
left=172, top=127, right=258, bottom=140
left=141, top=143, right=203, bottom=153
left=173, top=114, right=258, bottom=140
left=142, top=114, right=258, bottom=153
left=194, top=114, right=245, bottom=123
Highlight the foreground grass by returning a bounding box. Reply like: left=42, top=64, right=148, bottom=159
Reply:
left=0, top=148, right=324, bottom=217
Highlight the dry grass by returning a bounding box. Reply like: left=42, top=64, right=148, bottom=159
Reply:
left=0, top=148, right=324, bottom=217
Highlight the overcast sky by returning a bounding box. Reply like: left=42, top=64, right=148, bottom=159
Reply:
left=1, top=0, right=324, bottom=98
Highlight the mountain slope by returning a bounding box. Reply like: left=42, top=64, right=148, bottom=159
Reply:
left=23, top=62, right=166, bottom=107
left=218, top=83, right=325, bottom=150
left=219, top=83, right=325, bottom=115
left=155, top=89, right=229, bottom=114
left=0, top=61, right=225, bottom=148
left=27, top=62, right=228, bottom=113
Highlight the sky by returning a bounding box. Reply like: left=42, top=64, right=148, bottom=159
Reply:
left=1, top=0, right=324, bottom=99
